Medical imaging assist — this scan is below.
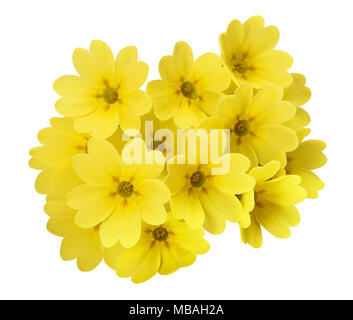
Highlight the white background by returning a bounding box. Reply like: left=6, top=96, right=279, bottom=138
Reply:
left=0, top=0, right=351, bottom=300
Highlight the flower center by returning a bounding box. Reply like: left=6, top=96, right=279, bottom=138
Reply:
left=103, top=87, right=119, bottom=104
left=233, top=60, right=248, bottom=74
left=152, top=227, right=168, bottom=241
left=234, top=120, right=250, bottom=136
left=117, top=181, right=134, bottom=198
left=190, top=171, right=206, bottom=188
left=180, top=81, right=196, bottom=99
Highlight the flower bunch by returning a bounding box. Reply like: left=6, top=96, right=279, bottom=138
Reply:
left=30, top=16, right=326, bottom=283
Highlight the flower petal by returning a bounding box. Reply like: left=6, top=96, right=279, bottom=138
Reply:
left=170, top=189, right=204, bottom=229
left=100, top=201, right=141, bottom=248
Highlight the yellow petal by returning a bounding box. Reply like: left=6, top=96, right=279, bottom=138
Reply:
left=159, top=245, right=180, bottom=275
left=240, top=214, right=263, bottom=248
left=60, top=228, right=84, bottom=261
left=72, top=48, right=98, bottom=83
left=192, top=53, right=230, bottom=91
left=73, top=197, right=115, bottom=229
left=77, top=230, right=103, bottom=271
left=219, top=19, right=244, bottom=61
left=249, top=25, right=279, bottom=57
left=212, top=153, right=254, bottom=194
left=261, top=200, right=300, bottom=227
left=254, top=205, right=291, bottom=239
left=72, top=154, right=113, bottom=185
left=90, top=40, right=115, bottom=81
left=123, top=90, right=151, bottom=116
left=170, top=189, right=205, bottom=229
left=288, top=140, right=327, bottom=170
left=292, top=169, right=325, bottom=199
left=116, top=46, right=148, bottom=90
left=285, top=106, right=311, bottom=130
left=147, top=80, right=180, bottom=120
left=242, top=16, right=265, bottom=53
left=230, top=141, right=258, bottom=169
left=87, top=138, right=123, bottom=177
left=74, top=106, right=119, bottom=138
left=250, top=89, right=297, bottom=124
left=115, top=241, right=150, bottom=277
left=170, top=221, right=210, bottom=254
left=35, top=170, right=52, bottom=194
left=174, top=41, right=193, bottom=80
left=159, top=55, right=180, bottom=83
left=217, top=84, right=253, bottom=121
left=66, top=184, right=113, bottom=209
left=117, top=106, right=140, bottom=132
left=103, top=243, right=125, bottom=270
left=173, top=101, right=207, bottom=129
left=283, top=73, right=311, bottom=107
left=165, top=157, right=188, bottom=194
left=200, top=187, right=241, bottom=234
left=249, top=160, right=280, bottom=184
left=130, top=245, right=160, bottom=283
left=100, top=201, right=141, bottom=248
left=261, top=175, right=307, bottom=206
left=250, top=124, right=298, bottom=165
left=53, top=75, right=93, bottom=97
left=55, top=97, right=97, bottom=117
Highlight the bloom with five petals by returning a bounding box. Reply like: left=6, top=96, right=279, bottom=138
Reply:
left=54, top=41, right=151, bottom=138
left=239, top=161, right=307, bottom=248
left=165, top=147, right=255, bottom=234
left=220, top=16, right=293, bottom=88
left=45, top=200, right=123, bottom=271
left=29, top=117, right=87, bottom=198
left=201, top=84, right=298, bottom=167
left=280, top=131, right=327, bottom=199
left=147, top=41, right=230, bottom=129
left=66, top=138, right=170, bottom=248
left=111, top=215, right=210, bottom=283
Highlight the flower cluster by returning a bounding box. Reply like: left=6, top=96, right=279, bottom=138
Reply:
left=30, top=16, right=326, bottom=283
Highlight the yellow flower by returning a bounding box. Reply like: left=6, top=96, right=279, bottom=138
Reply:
left=66, top=138, right=170, bottom=248
left=140, top=110, right=178, bottom=161
left=240, top=161, right=307, bottom=248
left=44, top=200, right=123, bottom=272
left=281, top=131, right=327, bottom=198
left=111, top=215, right=210, bottom=283
left=220, top=16, right=293, bottom=88
left=29, top=117, right=87, bottom=198
left=147, top=41, right=231, bottom=129
left=283, top=73, right=311, bottom=133
left=201, top=84, right=298, bottom=167
left=54, top=41, right=151, bottom=138
left=165, top=145, right=255, bottom=234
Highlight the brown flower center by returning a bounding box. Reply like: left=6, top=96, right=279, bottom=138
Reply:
left=117, top=181, right=134, bottom=198
left=103, top=87, right=119, bottom=104
left=234, top=120, right=250, bottom=136
left=152, top=227, right=168, bottom=241
left=190, top=170, right=206, bottom=188
left=180, top=81, right=196, bottom=99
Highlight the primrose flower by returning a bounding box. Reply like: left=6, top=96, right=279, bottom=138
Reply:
left=220, top=16, right=293, bottom=88
left=280, top=131, right=327, bottom=198
left=54, top=41, right=151, bottom=138
left=147, top=41, right=231, bottom=129
left=165, top=144, right=255, bottom=234
left=239, top=161, right=307, bottom=248
left=283, top=73, right=311, bottom=133
left=45, top=200, right=123, bottom=272
left=111, top=215, right=210, bottom=283
left=201, top=84, right=298, bottom=167
left=29, top=117, right=87, bottom=198
left=66, top=138, right=170, bottom=248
